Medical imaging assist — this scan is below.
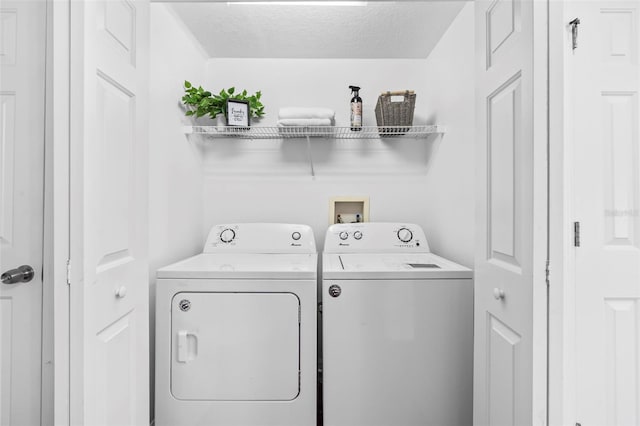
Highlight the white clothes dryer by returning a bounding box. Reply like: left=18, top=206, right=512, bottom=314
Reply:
left=322, top=223, right=473, bottom=426
left=155, top=223, right=317, bottom=426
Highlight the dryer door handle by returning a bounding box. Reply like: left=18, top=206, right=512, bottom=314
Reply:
left=177, top=330, right=198, bottom=363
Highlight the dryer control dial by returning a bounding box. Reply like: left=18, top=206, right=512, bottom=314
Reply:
left=339, top=231, right=349, bottom=240
left=397, top=228, right=413, bottom=243
left=291, top=231, right=301, bottom=241
left=353, top=231, right=363, bottom=240
left=219, top=228, right=236, bottom=243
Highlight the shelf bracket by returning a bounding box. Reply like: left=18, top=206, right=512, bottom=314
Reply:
left=306, top=135, right=315, bottom=179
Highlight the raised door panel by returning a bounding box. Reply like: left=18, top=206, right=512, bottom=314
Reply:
left=485, top=0, right=522, bottom=70
left=93, top=312, right=139, bottom=425
left=487, top=73, right=522, bottom=271
left=0, top=298, right=11, bottom=425
left=601, top=92, right=639, bottom=248
left=98, top=0, right=136, bottom=67
left=601, top=8, right=637, bottom=65
left=91, top=72, right=136, bottom=274
left=604, top=299, right=640, bottom=425
left=0, top=10, right=17, bottom=65
left=487, top=315, right=522, bottom=426
left=0, top=93, right=15, bottom=247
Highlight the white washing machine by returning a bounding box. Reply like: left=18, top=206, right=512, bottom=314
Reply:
left=155, top=223, right=317, bottom=426
left=322, top=223, right=473, bottom=426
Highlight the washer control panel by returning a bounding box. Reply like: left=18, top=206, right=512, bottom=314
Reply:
left=204, top=223, right=317, bottom=253
left=324, top=223, right=430, bottom=253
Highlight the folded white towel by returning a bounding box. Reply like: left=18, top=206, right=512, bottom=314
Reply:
left=278, top=107, right=335, bottom=120
left=277, top=118, right=334, bottom=127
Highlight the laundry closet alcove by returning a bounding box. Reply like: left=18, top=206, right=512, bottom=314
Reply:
left=148, top=1, right=476, bottom=422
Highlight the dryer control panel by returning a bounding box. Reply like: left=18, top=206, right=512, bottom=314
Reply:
left=324, top=222, right=430, bottom=253
left=204, top=223, right=317, bottom=254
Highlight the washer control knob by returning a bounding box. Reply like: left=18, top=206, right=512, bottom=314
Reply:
left=292, top=231, right=301, bottom=241
left=397, top=228, right=413, bottom=243
left=339, top=231, right=349, bottom=240
left=353, top=231, right=363, bottom=240
left=220, top=228, right=236, bottom=243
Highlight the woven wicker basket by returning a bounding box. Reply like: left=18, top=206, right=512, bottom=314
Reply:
left=375, top=90, right=416, bottom=135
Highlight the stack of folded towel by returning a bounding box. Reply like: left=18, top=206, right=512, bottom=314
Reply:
left=277, top=107, right=335, bottom=127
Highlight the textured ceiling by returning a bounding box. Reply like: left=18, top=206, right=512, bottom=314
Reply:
left=167, top=1, right=467, bottom=59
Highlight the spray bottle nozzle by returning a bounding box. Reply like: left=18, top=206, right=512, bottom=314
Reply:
left=349, top=85, right=361, bottom=94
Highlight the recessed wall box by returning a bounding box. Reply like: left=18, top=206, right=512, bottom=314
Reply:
left=329, top=197, right=370, bottom=225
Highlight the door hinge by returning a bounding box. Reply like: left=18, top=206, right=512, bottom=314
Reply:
left=569, top=18, right=580, bottom=50
left=574, top=221, right=581, bottom=247
left=545, top=260, right=550, bottom=286
left=66, top=259, right=71, bottom=286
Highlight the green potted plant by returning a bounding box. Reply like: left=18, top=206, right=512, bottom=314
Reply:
left=181, top=81, right=265, bottom=126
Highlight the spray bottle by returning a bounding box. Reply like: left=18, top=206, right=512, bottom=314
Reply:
left=349, top=85, right=362, bottom=131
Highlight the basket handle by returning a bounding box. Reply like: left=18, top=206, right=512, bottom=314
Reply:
left=382, top=90, right=415, bottom=96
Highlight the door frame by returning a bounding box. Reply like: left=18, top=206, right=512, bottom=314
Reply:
left=41, top=1, right=556, bottom=425
left=532, top=1, right=551, bottom=424
left=42, top=0, right=71, bottom=424
left=547, top=1, right=582, bottom=425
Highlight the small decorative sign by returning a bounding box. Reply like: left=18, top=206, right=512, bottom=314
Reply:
left=226, top=99, right=250, bottom=127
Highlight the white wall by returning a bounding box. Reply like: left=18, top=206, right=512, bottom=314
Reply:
left=148, top=3, right=207, bottom=420
left=199, top=2, right=475, bottom=265
left=418, top=1, right=475, bottom=266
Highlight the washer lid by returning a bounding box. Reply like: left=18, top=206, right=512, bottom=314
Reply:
left=157, top=253, right=318, bottom=279
left=323, top=253, right=472, bottom=280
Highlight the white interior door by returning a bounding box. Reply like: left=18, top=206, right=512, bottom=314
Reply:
left=69, top=1, right=150, bottom=424
left=473, top=0, right=546, bottom=424
left=0, top=0, right=46, bottom=424
left=571, top=1, right=640, bottom=425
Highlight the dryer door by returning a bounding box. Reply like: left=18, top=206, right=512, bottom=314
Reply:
left=171, top=292, right=300, bottom=401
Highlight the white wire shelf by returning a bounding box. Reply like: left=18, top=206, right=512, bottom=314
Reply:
left=183, top=125, right=445, bottom=139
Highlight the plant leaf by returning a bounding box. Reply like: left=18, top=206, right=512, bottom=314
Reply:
left=184, top=80, right=192, bottom=88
